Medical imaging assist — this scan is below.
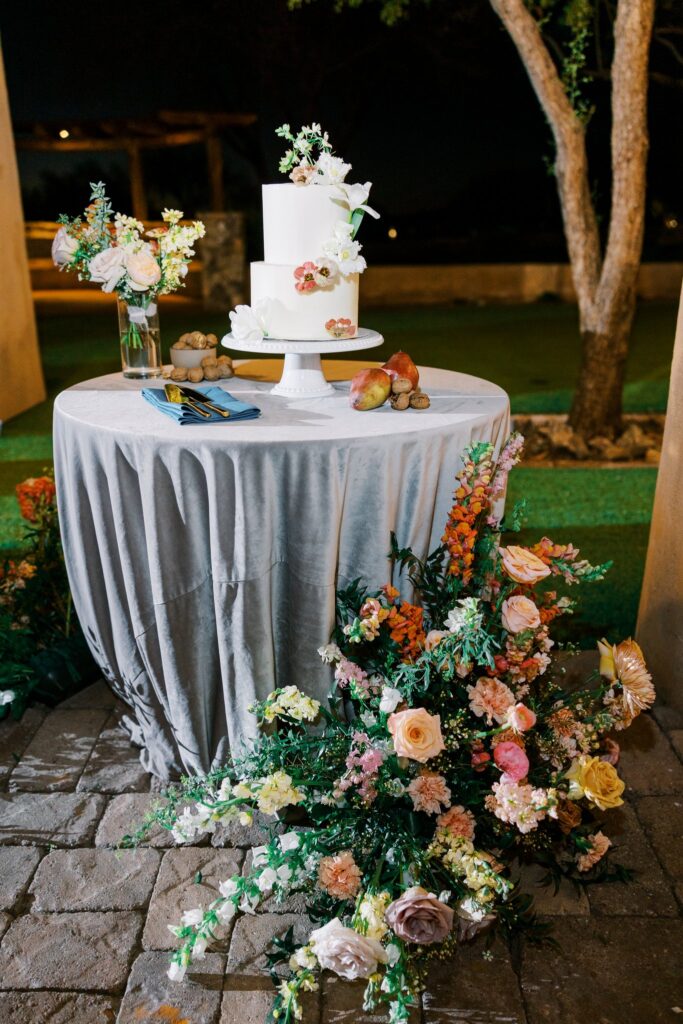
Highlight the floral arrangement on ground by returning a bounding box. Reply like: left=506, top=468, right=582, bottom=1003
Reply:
left=127, top=433, right=655, bottom=1024
left=0, top=474, right=97, bottom=718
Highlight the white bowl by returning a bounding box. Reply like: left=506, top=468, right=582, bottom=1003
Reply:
left=170, top=347, right=213, bottom=369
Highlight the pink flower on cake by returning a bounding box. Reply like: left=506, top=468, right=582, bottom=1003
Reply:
left=325, top=318, right=356, bottom=339
left=437, top=804, right=476, bottom=839
left=408, top=771, right=451, bottom=814
left=493, top=740, right=530, bottom=782
left=294, top=261, right=319, bottom=293
left=466, top=677, right=515, bottom=725
left=290, top=164, right=317, bottom=186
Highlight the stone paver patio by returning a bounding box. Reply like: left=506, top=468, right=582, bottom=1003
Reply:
left=0, top=678, right=681, bottom=1024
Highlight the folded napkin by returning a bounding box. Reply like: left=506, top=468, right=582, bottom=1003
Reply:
left=142, top=384, right=261, bottom=425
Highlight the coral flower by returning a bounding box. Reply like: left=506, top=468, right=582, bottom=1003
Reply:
left=437, top=804, right=476, bottom=839
left=16, top=476, right=56, bottom=522
left=318, top=850, right=362, bottom=900
left=408, top=772, right=451, bottom=815
left=294, top=261, right=319, bottom=292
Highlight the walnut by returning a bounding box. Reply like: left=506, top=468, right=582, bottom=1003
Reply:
left=172, top=340, right=187, bottom=350
left=206, top=333, right=219, bottom=348
left=188, top=367, right=204, bottom=383
left=409, top=392, right=431, bottom=409
left=170, top=367, right=188, bottom=382
left=178, top=333, right=193, bottom=345
left=217, top=362, right=234, bottom=379
left=190, top=331, right=208, bottom=350
left=390, top=393, right=410, bottom=411
left=162, top=366, right=173, bottom=379
left=391, top=376, right=413, bottom=395
left=203, top=365, right=220, bottom=382
left=201, top=354, right=217, bottom=368
left=217, top=354, right=233, bottom=366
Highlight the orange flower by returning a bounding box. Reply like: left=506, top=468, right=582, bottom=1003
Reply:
left=387, top=601, right=426, bottom=662
left=16, top=476, right=56, bottom=522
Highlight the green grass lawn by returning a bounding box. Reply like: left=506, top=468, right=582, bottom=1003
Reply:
left=1, top=299, right=670, bottom=639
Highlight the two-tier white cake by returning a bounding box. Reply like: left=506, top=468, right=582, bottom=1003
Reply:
left=227, top=123, right=379, bottom=346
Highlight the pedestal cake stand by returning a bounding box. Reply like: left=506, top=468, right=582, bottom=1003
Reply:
left=221, top=328, right=384, bottom=398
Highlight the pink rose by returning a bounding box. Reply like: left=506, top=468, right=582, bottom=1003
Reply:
left=501, top=595, right=541, bottom=633
left=388, top=708, right=445, bottom=763
left=506, top=703, right=537, bottom=733
left=493, top=740, right=529, bottom=782
left=500, top=546, right=551, bottom=585
left=385, top=886, right=454, bottom=945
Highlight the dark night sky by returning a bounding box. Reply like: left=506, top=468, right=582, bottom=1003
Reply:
left=2, top=0, right=681, bottom=265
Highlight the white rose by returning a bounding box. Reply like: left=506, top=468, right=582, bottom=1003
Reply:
left=309, top=918, right=388, bottom=980
left=88, top=246, right=127, bottom=292
left=379, top=686, right=403, bottom=714
left=126, top=248, right=162, bottom=292
left=51, top=226, right=79, bottom=267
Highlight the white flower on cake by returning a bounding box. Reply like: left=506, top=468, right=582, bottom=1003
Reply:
left=229, top=300, right=271, bottom=342
left=334, top=181, right=380, bottom=219
left=315, top=151, right=351, bottom=186
left=88, top=246, right=127, bottom=292
left=322, top=221, right=367, bottom=275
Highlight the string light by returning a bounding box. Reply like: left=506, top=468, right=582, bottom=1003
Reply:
left=58, top=129, right=70, bottom=139
left=387, top=227, right=398, bottom=239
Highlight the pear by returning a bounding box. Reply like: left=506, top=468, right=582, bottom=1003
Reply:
left=349, top=368, right=392, bottom=411
left=382, top=351, right=419, bottom=391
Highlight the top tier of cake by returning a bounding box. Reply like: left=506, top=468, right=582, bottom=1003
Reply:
left=262, top=183, right=348, bottom=264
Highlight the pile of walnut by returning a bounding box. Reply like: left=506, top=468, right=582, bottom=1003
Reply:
left=162, top=331, right=234, bottom=383
left=389, top=376, right=431, bottom=410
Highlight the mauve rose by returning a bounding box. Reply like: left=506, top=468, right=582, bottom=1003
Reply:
left=493, top=740, right=529, bottom=782
left=309, top=918, right=387, bottom=980
left=501, top=595, right=541, bottom=634
left=499, top=546, right=551, bottom=585
left=51, top=226, right=79, bottom=267
left=126, top=249, right=161, bottom=291
left=385, top=886, right=454, bottom=945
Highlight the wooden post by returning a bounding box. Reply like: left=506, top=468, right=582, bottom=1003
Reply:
left=0, top=43, right=45, bottom=424
left=205, top=132, right=224, bottom=212
left=126, top=142, right=147, bottom=221
left=637, top=278, right=683, bottom=713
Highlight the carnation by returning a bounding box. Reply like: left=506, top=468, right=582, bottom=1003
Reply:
left=408, top=772, right=451, bottom=815
left=318, top=851, right=362, bottom=900
left=467, top=677, right=515, bottom=725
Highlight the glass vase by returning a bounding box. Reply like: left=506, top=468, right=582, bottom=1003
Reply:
left=118, top=296, right=162, bottom=378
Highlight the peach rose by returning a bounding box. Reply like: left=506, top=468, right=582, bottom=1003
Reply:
left=500, top=546, right=551, bottom=585
left=388, top=707, right=445, bottom=763
left=425, top=630, right=447, bottom=652
left=501, top=595, right=541, bottom=633
left=126, top=249, right=161, bottom=291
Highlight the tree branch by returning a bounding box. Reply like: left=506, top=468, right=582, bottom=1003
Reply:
left=488, top=0, right=602, bottom=319
left=597, top=0, right=656, bottom=317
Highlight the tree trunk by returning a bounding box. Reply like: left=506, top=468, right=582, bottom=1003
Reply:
left=490, top=0, right=655, bottom=441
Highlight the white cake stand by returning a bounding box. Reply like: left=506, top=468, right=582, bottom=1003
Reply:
left=221, top=328, right=384, bottom=398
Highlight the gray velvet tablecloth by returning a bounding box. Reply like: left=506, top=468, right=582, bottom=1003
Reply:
left=53, top=365, right=509, bottom=778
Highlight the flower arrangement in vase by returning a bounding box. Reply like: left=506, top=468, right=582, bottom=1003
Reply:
left=125, top=434, right=655, bottom=1024
left=52, top=182, right=205, bottom=378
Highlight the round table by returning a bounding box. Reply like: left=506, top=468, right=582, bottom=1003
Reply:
left=53, top=363, right=509, bottom=778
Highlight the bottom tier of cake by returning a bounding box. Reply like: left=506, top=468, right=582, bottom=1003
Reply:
left=250, top=261, right=359, bottom=341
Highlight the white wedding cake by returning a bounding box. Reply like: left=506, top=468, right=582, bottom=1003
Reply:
left=228, top=124, right=379, bottom=344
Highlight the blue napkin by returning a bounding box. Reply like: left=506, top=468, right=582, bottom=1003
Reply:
left=142, top=384, right=261, bottom=425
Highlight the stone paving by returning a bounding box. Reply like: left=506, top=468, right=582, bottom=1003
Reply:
left=0, top=678, right=681, bottom=1024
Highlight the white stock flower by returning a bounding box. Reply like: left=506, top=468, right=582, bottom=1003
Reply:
left=0, top=690, right=16, bottom=706
left=229, top=300, right=271, bottom=342
left=51, top=226, right=79, bottom=267
left=258, top=867, right=278, bottom=892
left=334, top=181, right=380, bottom=219
left=216, top=900, right=237, bottom=924
left=88, top=246, right=127, bottom=292
left=280, top=831, right=300, bottom=852
left=167, top=960, right=186, bottom=982
left=318, top=643, right=341, bottom=664
left=379, top=686, right=403, bottom=714
left=219, top=877, right=239, bottom=899
left=315, top=152, right=351, bottom=185
left=181, top=908, right=204, bottom=927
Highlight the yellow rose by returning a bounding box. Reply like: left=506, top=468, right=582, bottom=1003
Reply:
left=388, top=707, right=445, bottom=763
left=499, top=546, right=551, bottom=585
left=565, top=755, right=625, bottom=810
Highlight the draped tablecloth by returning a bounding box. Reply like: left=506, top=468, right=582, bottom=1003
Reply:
left=53, top=365, right=509, bottom=778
